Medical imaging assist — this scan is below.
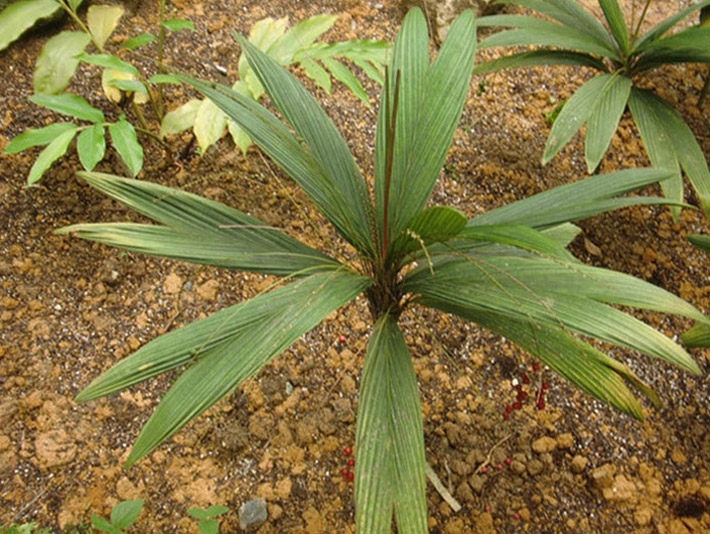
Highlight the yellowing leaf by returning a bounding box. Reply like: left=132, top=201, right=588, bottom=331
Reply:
left=33, top=31, right=91, bottom=94
left=102, top=68, right=149, bottom=104
left=193, top=98, right=227, bottom=154
left=87, top=5, right=124, bottom=49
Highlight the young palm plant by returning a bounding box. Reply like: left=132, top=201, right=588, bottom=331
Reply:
left=60, top=9, right=707, bottom=532
left=475, top=0, right=710, bottom=218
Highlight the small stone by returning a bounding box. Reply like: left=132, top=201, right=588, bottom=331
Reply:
left=163, top=273, right=183, bottom=294
left=671, top=447, right=687, bottom=464
left=602, top=474, right=638, bottom=503
left=556, top=433, right=574, bottom=449
left=269, top=504, right=283, bottom=521
left=527, top=459, right=543, bottom=476
left=196, top=279, right=220, bottom=301
left=35, top=429, right=77, bottom=470
left=474, top=512, right=495, bottom=534
left=510, top=460, right=526, bottom=476
left=571, top=455, right=588, bottom=474
left=469, top=474, right=485, bottom=493
left=591, top=463, right=616, bottom=490
left=239, top=498, right=267, bottom=530
left=532, top=436, right=557, bottom=454
left=455, top=481, right=474, bottom=503
left=0, top=434, right=10, bottom=451
left=116, top=476, right=142, bottom=500
left=317, top=408, right=336, bottom=435
left=668, top=519, right=690, bottom=534
left=634, top=506, right=653, bottom=526
left=274, top=477, right=292, bottom=500
left=302, top=506, right=324, bottom=533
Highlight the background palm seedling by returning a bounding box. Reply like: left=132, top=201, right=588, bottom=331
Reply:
left=60, top=8, right=707, bottom=532
left=475, top=0, right=710, bottom=218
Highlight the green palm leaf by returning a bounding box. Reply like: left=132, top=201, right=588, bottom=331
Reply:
left=237, top=37, right=375, bottom=255
left=57, top=172, right=338, bottom=276
left=376, top=9, right=477, bottom=242
left=634, top=0, right=710, bottom=51
left=355, top=315, right=427, bottom=533
left=469, top=168, right=683, bottom=229
left=472, top=50, right=607, bottom=75
left=584, top=74, right=631, bottom=172
left=112, top=271, right=368, bottom=466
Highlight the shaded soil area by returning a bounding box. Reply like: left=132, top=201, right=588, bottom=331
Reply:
left=2, top=0, right=710, bottom=532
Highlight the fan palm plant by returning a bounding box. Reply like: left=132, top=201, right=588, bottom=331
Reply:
left=475, top=0, right=710, bottom=219
left=60, top=9, right=706, bottom=532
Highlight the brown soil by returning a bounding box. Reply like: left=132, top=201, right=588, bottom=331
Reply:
left=1, top=1, right=710, bottom=533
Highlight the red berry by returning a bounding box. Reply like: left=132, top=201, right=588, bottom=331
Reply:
left=512, top=402, right=521, bottom=410
left=348, top=470, right=354, bottom=482
left=516, top=390, right=527, bottom=402
left=542, top=382, right=550, bottom=390
left=505, top=404, right=513, bottom=414
left=504, top=457, right=512, bottom=465
left=341, top=467, right=349, bottom=475
left=537, top=399, right=545, bottom=410
left=502, top=412, right=509, bottom=420
left=515, top=383, right=522, bottom=391
left=496, top=464, right=503, bottom=471
left=338, top=334, right=346, bottom=343
left=342, top=446, right=352, bottom=457
left=521, top=372, right=530, bottom=385
left=513, top=512, right=521, bottom=521
left=532, top=363, right=539, bottom=372
left=347, top=458, right=355, bottom=467
left=480, top=466, right=488, bottom=474
left=484, top=505, right=490, bottom=513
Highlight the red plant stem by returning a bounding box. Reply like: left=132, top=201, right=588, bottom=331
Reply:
left=381, top=69, right=401, bottom=263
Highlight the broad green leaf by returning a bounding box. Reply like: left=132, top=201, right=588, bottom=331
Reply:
left=390, top=206, right=467, bottom=258
left=3, top=123, right=78, bottom=154
left=628, top=88, right=682, bottom=219
left=320, top=56, right=370, bottom=106
left=162, top=18, right=194, bottom=31
left=26, top=127, right=77, bottom=185
left=268, top=14, right=337, bottom=64
left=58, top=171, right=339, bottom=276
left=631, top=88, right=710, bottom=216
left=147, top=73, right=180, bottom=84
left=355, top=315, right=427, bottom=533
left=473, top=49, right=607, bottom=75
left=245, top=17, right=288, bottom=53
left=495, top=0, right=615, bottom=50
left=226, top=81, right=253, bottom=153
left=76, top=124, right=105, bottom=171
left=300, top=58, right=332, bottom=93
left=542, top=73, right=610, bottom=166
left=0, top=0, right=59, bottom=52
left=68, top=0, right=83, bottom=11
left=87, top=4, right=124, bottom=49
left=33, top=31, right=91, bottom=94
left=108, top=119, right=143, bottom=177
left=469, top=168, right=678, bottom=229
left=634, top=0, right=710, bottom=51
left=239, top=37, right=375, bottom=255
left=29, top=93, right=104, bottom=123
left=159, top=99, right=201, bottom=138
left=681, top=321, right=710, bottom=348
left=377, top=9, right=477, bottom=243
left=90, top=515, right=115, bottom=533
left=110, top=499, right=144, bottom=530
left=687, top=233, right=710, bottom=252
left=598, top=0, right=628, bottom=53
left=476, top=15, right=616, bottom=58
left=122, top=271, right=369, bottom=466
left=106, top=78, right=147, bottom=94
left=584, top=74, right=631, bottom=172
left=79, top=53, right=139, bottom=75
left=102, top=69, right=149, bottom=104
left=197, top=520, right=219, bottom=534
left=194, top=98, right=228, bottom=154
left=122, top=32, right=156, bottom=50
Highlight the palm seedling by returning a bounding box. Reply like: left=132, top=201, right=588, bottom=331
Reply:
left=475, top=0, right=710, bottom=218
left=60, top=9, right=707, bottom=532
